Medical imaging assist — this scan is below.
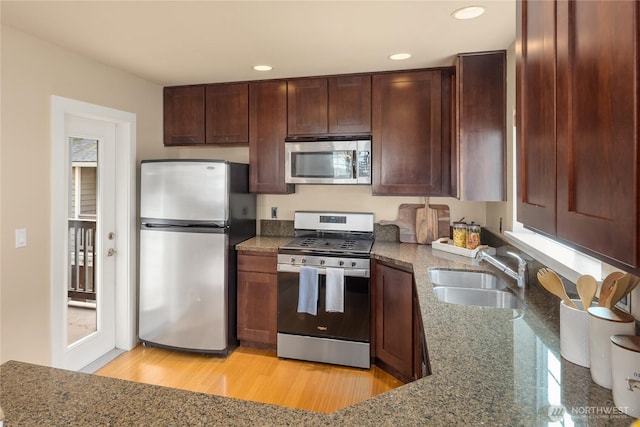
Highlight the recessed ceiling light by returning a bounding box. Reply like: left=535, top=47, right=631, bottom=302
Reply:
left=452, top=6, right=486, bottom=20
left=389, top=53, right=412, bottom=61
left=253, top=65, right=273, bottom=71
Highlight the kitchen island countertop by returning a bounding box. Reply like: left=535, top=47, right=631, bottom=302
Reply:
left=0, top=239, right=635, bottom=426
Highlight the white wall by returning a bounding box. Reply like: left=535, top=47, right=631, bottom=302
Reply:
left=0, top=25, right=164, bottom=365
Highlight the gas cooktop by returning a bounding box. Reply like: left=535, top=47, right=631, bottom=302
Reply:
left=279, top=211, right=375, bottom=256
left=279, top=236, right=373, bottom=255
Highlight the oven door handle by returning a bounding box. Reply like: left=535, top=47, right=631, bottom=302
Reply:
left=277, top=264, right=370, bottom=278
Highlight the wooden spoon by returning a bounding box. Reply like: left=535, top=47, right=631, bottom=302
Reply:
left=598, top=271, right=625, bottom=307
left=606, top=274, right=639, bottom=308
left=576, top=274, right=597, bottom=311
left=537, top=268, right=577, bottom=308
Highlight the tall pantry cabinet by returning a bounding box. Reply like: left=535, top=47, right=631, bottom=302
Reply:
left=517, top=0, right=640, bottom=269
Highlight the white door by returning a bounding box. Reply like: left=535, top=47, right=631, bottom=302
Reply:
left=64, top=116, right=117, bottom=369
left=50, top=96, right=137, bottom=371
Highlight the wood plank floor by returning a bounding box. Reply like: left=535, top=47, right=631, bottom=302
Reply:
left=95, top=345, right=403, bottom=413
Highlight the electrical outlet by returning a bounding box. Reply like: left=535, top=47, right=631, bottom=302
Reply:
left=271, top=207, right=278, bottom=219
left=15, top=228, right=27, bottom=248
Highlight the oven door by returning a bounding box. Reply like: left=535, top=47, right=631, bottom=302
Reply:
left=277, top=267, right=370, bottom=342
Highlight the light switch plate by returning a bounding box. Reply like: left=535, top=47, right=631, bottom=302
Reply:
left=15, top=228, right=27, bottom=248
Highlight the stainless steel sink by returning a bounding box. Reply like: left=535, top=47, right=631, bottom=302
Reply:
left=428, top=269, right=507, bottom=290
left=432, top=286, right=524, bottom=309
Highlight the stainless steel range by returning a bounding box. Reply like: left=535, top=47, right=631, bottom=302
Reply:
left=277, top=211, right=374, bottom=369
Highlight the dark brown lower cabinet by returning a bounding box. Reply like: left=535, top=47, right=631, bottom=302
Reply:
left=237, top=251, right=277, bottom=347
left=372, top=259, right=426, bottom=382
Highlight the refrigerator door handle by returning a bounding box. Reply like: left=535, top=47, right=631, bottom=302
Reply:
left=142, top=221, right=227, bottom=230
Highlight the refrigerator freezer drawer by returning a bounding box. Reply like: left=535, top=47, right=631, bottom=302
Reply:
left=139, top=229, right=228, bottom=352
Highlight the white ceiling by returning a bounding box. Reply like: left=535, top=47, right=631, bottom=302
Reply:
left=1, top=0, right=516, bottom=87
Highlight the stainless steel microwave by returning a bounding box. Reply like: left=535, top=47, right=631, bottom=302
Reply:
left=284, top=138, right=371, bottom=185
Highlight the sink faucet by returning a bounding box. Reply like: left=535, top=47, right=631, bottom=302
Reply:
left=478, top=250, right=529, bottom=289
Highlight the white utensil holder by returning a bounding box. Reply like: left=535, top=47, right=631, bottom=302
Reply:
left=560, top=299, right=593, bottom=367
left=610, top=335, right=640, bottom=418
left=588, top=307, right=635, bottom=389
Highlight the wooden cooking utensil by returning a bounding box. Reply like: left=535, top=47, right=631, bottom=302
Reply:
left=603, top=278, right=622, bottom=308
left=606, top=274, right=639, bottom=308
left=576, top=274, right=597, bottom=311
left=537, top=268, right=577, bottom=308
left=416, top=197, right=439, bottom=244
left=626, top=275, right=640, bottom=295
left=598, top=271, right=625, bottom=307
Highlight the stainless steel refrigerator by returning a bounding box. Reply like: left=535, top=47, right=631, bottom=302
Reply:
left=138, top=160, right=256, bottom=354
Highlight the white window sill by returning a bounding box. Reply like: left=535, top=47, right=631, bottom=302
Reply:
left=502, top=229, right=602, bottom=284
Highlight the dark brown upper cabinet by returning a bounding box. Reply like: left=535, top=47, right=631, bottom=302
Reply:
left=517, top=0, right=640, bottom=269
left=328, top=75, right=372, bottom=134
left=205, top=83, right=249, bottom=144
left=287, top=75, right=371, bottom=136
left=371, top=69, right=453, bottom=196
left=516, top=0, right=557, bottom=236
left=164, top=83, right=248, bottom=146
left=455, top=51, right=506, bottom=201
left=249, top=80, right=294, bottom=194
left=164, top=85, right=206, bottom=146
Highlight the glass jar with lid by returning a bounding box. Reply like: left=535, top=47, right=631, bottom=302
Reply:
left=466, top=224, right=481, bottom=250
left=452, top=222, right=467, bottom=248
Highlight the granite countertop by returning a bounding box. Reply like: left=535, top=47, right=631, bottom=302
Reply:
left=1, top=239, right=635, bottom=426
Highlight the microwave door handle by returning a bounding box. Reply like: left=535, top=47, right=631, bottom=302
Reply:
left=352, top=150, right=357, bottom=178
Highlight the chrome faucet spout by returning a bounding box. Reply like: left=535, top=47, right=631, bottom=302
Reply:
left=478, top=250, right=529, bottom=289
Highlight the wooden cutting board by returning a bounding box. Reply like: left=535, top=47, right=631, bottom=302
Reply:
left=416, top=200, right=439, bottom=244
left=379, top=204, right=423, bottom=243
left=416, top=203, right=450, bottom=245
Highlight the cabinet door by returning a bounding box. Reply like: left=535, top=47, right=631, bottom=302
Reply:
left=516, top=0, right=557, bottom=235
left=249, top=80, right=295, bottom=194
left=164, top=85, right=205, bottom=146
left=374, top=261, right=413, bottom=381
left=237, top=253, right=278, bottom=345
left=237, top=271, right=277, bottom=345
left=372, top=70, right=451, bottom=196
left=456, top=51, right=506, bottom=201
left=287, top=78, right=328, bottom=135
left=205, top=83, right=249, bottom=144
left=555, top=0, right=638, bottom=267
left=328, top=75, right=371, bottom=134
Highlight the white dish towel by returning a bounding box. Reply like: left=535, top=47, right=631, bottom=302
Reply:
left=325, top=267, right=345, bottom=313
left=297, top=266, right=319, bottom=315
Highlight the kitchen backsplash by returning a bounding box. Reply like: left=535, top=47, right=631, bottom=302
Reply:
left=259, top=219, right=294, bottom=237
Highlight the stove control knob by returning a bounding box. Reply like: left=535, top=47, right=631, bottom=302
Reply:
left=290, top=257, right=296, bottom=264
left=320, top=259, right=325, bottom=266
left=302, top=258, right=307, bottom=265
left=351, top=261, right=357, bottom=267
left=339, top=260, right=345, bottom=267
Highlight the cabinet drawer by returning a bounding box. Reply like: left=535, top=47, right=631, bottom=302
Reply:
left=238, top=251, right=277, bottom=273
